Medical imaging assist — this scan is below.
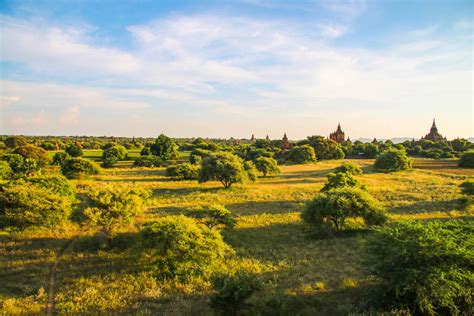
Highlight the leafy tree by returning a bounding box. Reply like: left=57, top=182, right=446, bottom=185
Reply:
left=363, top=143, right=380, bottom=158
left=285, top=145, right=316, bottom=164
left=166, top=163, right=200, bottom=180
left=150, top=134, right=179, bottom=161
left=364, top=220, right=473, bottom=315
left=0, top=154, right=39, bottom=176
left=254, top=157, right=280, bottom=177
left=199, top=152, right=247, bottom=188
left=133, top=155, right=163, bottom=168
left=140, top=145, right=152, bottom=156
left=374, top=149, right=412, bottom=172
left=14, top=145, right=50, bottom=167
left=190, top=148, right=210, bottom=164
left=61, top=158, right=100, bottom=179
left=0, top=161, right=12, bottom=180
left=243, top=160, right=258, bottom=182
left=139, top=215, right=233, bottom=280
left=26, top=174, right=75, bottom=202
left=320, top=172, right=366, bottom=192
left=306, top=136, right=345, bottom=160
left=5, top=136, right=28, bottom=149
left=459, top=150, right=474, bottom=168
left=460, top=180, right=474, bottom=195
left=52, top=152, right=70, bottom=165
left=451, top=138, right=470, bottom=152
left=0, top=180, right=72, bottom=229
left=210, top=271, right=261, bottom=314
left=101, top=145, right=127, bottom=168
left=186, top=205, right=236, bottom=230
left=65, top=144, right=83, bottom=157
left=40, top=141, right=57, bottom=151
left=84, top=186, right=150, bottom=237
left=302, top=187, right=387, bottom=233
left=334, top=162, right=362, bottom=175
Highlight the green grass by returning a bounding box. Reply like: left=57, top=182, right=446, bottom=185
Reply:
left=1, top=159, right=472, bottom=314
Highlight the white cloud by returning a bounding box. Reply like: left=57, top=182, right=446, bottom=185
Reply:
left=321, top=0, right=367, bottom=17
left=317, top=23, right=349, bottom=38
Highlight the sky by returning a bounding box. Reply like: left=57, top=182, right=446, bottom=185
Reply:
left=0, top=0, right=472, bottom=140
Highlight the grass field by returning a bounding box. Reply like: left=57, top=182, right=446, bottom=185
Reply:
left=1, top=159, right=472, bottom=314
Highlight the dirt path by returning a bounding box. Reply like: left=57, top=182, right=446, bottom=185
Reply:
left=46, top=237, right=78, bottom=316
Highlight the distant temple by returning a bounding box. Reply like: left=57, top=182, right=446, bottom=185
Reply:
left=329, top=123, right=346, bottom=143
left=266, top=135, right=270, bottom=141
left=422, top=119, right=445, bottom=141
left=250, top=134, right=256, bottom=142
left=281, top=133, right=292, bottom=150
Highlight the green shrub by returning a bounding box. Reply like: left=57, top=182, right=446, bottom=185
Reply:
left=166, top=163, right=200, bottom=180
left=65, top=144, right=83, bottom=157
left=5, top=136, right=28, bottom=148
left=374, top=149, right=412, bottom=172
left=13, top=145, right=50, bottom=167
left=84, top=185, right=150, bottom=236
left=26, top=174, right=75, bottom=202
left=61, top=158, right=100, bottom=179
left=0, top=154, right=39, bottom=176
left=52, top=152, right=70, bottom=166
left=460, top=180, right=474, bottom=195
left=0, top=180, right=72, bottom=228
left=365, top=220, right=473, bottom=315
left=103, top=145, right=127, bottom=161
left=101, top=156, right=118, bottom=168
left=186, top=205, right=236, bottom=230
left=199, top=152, right=247, bottom=188
left=458, top=150, right=474, bottom=168
left=334, top=162, right=362, bottom=175
left=243, top=161, right=258, bottom=182
left=302, top=187, right=387, bottom=233
left=320, top=172, right=366, bottom=192
left=133, top=155, right=163, bottom=168
left=0, top=161, right=12, bottom=180
left=190, top=148, right=210, bottom=164
left=210, top=271, right=261, bottom=314
left=254, top=157, right=280, bottom=177
left=285, top=145, right=316, bottom=164
left=139, top=215, right=233, bottom=281
left=306, top=136, right=345, bottom=160
left=150, top=134, right=179, bottom=160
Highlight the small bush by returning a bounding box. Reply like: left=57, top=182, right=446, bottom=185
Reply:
left=334, top=162, right=362, bottom=175
left=0, top=154, right=39, bottom=176
left=458, top=150, right=474, bottom=168
left=166, top=163, right=200, bottom=180
left=26, top=174, right=75, bottom=202
left=0, top=161, right=12, bottom=180
left=254, top=156, right=280, bottom=177
left=13, top=145, right=50, bottom=167
left=374, top=149, right=412, bottom=172
left=101, top=157, right=118, bottom=168
left=210, top=271, right=261, bottom=314
left=302, top=187, right=387, bottom=233
left=460, top=180, right=474, bottom=195
left=133, top=156, right=163, bottom=168
left=365, top=220, right=473, bottom=315
left=199, top=152, right=247, bottom=188
left=52, top=152, right=70, bottom=166
left=0, top=180, right=72, bottom=228
left=65, top=144, right=83, bottom=157
left=186, top=205, right=236, bottom=230
left=139, top=215, right=233, bottom=280
left=285, top=145, right=316, bottom=164
left=61, top=158, right=100, bottom=179
left=320, top=172, right=366, bottom=192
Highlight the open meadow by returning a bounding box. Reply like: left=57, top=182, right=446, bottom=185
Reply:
left=1, top=158, right=472, bottom=315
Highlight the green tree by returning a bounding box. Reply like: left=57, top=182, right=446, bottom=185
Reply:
left=459, top=150, right=474, bottom=168
left=0, top=161, right=12, bottom=180
left=52, top=152, right=71, bottom=166
left=133, top=156, right=163, bottom=168
left=320, top=172, right=366, bottom=192
left=254, top=157, right=280, bottom=177
left=26, top=174, right=75, bottom=202
left=199, top=152, right=247, bottom=188
left=460, top=180, right=474, bottom=195
left=285, top=145, right=316, bottom=164
left=61, top=158, right=100, bottom=179
left=5, top=136, right=28, bottom=149
left=451, top=138, right=470, bottom=152
left=186, top=205, right=236, bottom=230
left=166, top=163, right=200, bottom=180
left=14, top=145, right=50, bottom=167
left=151, top=134, right=179, bottom=161
left=0, top=154, right=39, bottom=176
left=65, top=144, right=83, bottom=157
left=334, top=162, right=363, bottom=175
left=101, top=145, right=127, bottom=168
left=374, top=149, right=412, bottom=172
left=364, top=220, right=473, bottom=315
left=306, top=136, right=345, bottom=160
left=243, top=160, right=258, bottom=182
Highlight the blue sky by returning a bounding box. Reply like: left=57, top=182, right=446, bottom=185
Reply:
left=0, top=0, right=472, bottom=139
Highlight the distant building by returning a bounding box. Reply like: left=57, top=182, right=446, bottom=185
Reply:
left=266, top=134, right=270, bottom=141
left=281, top=133, right=291, bottom=150
left=329, top=123, right=346, bottom=143
left=422, top=119, right=445, bottom=141
left=250, top=134, right=256, bottom=142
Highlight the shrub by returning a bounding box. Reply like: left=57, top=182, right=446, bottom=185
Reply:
left=0, top=154, right=39, bottom=176
left=101, top=145, right=127, bottom=168
left=40, top=141, right=57, bottom=151
left=460, top=180, right=474, bottom=195
left=5, top=136, right=28, bottom=148
left=254, top=157, right=280, bottom=177
left=150, top=134, right=179, bottom=160
left=186, top=205, right=236, bottom=230
left=210, top=271, right=261, bottom=314
left=334, top=162, right=362, bottom=175
left=320, top=172, right=366, bottom=192
left=166, top=163, right=200, bottom=180
left=0, top=181, right=72, bottom=228
left=13, top=145, right=50, bottom=167
left=65, top=144, right=83, bottom=157
left=0, top=161, right=12, bottom=180
left=243, top=161, right=258, bottom=182
left=139, top=215, right=233, bottom=280
left=52, top=152, right=71, bottom=166
left=199, top=152, right=247, bottom=188
left=365, top=220, right=473, bottom=315
left=61, top=158, right=100, bottom=179
left=285, top=145, right=316, bottom=164
left=189, top=148, right=210, bottom=164
left=458, top=150, right=474, bottom=168
left=140, top=145, right=152, bottom=156
left=101, top=157, right=118, bottom=168
left=306, top=136, right=345, bottom=160
left=302, top=187, right=387, bottom=233
left=374, top=149, right=412, bottom=172
left=133, top=155, right=163, bottom=168
left=26, top=174, right=75, bottom=202
left=84, top=186, right=150, bottom=236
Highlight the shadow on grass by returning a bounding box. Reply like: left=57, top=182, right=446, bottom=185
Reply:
left=388, top=198, right=466, bottom=214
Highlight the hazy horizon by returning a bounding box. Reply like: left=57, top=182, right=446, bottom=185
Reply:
left=1, top=0, right=473, bottom=139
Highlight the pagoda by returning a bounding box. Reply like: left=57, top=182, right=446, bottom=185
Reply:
left=422, top=119, right=445, bottom=141
left=329, top=123, right=346, bottom=143
left=281, top=133, right=291, bottom=150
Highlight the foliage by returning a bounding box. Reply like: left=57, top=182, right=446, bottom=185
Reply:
left=101, top=145, right=127, bottom=168
left=166, top=163, right=200, bottom=180
left=0, top=180, right=72, bottom=228
left=186, top=205, right=236, bottom=230
left=84, top=185, right=150, bottom=236
left=0, top=161, right=13, bottom=180
left=189, top=148, right=210, bottom=164
left=320, top=172, right=366, bottom=192
left=199, top=152, right=247, bottom=188
left=52, top=152, right=71, bottom=166
left=61, top=158, right=100, bottom=179
left=0, top=154, right=39, bottom=176
left=40, top=141, right=57, bottom=151
left=285, top=145, right=316, bottom=164
left=243, top=160, right=258, bottom=182
left=210, top=271, right=261, bottom=314
left=150, top=134, right=179, bottom=160
left=26, top=174, right=75, bottom=202
left=139, top=215, right=233, bottom=280
left=334, top=162, right=362, bottom=175
left=133, top=155, right=163, bottom=168
left=364, top=220, right=473, bottom=315
left=5, top=136, right=28, bottom=148
left=140, top=145, right=152, bottom=156
left=302, top=187, right=387, bottom=233
left=460, top=180, right=474, bottom=195
left=374, top=149, right=412, bottom=172
left=254, top=157, right=280, bottom=177
left=458, top=150, right=474, bottom=168
left=65, top=144, right=83, bottom=157
left=305, top=136, right=345, bottom=160
left=13, top=145, right=50, bottom=167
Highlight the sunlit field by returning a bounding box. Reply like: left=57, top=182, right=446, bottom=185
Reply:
left=1, top=159, right=472, bottom=314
